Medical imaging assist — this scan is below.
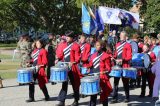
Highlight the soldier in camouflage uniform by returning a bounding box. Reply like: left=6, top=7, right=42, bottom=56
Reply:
left=45, top=34, right=57, bottom=82
left=17, top=33, right=32, bottom=68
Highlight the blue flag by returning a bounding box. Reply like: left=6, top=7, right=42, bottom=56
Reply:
left=82, top=3, right=98, bottom=35
left=81, top=3, right=91, bottom=35
left=95, top=9, right=104, bottom=33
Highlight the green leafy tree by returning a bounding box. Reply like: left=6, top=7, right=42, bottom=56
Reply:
left=0, top=0, right=136, bottom=34
left=144, top=0, right=160, bottom=32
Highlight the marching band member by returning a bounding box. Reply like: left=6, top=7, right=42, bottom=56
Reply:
left=89, top=35, right=96, bottom=47
left=56, top=35, right=67, bottom=60
left=88, top=40, right=112, bottom=106
left=139, top=44, right=156, bottom=98
left=79, top=34, right=91, bottom=70
left=55, top=31, right=81, bottom=106
left=151, top=52, right=160, bottom=101
left=150, top=38, right=157, bottom=51
left=111, top=31, right=132, bottom=103
left=130, top=34, right=143, bottom=88
left=26, top=39, right=50, bottom=102
left=144, top=36, right=150, bottom=45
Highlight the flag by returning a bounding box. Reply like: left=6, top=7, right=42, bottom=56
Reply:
left=119, top=10, right=139, bottom=29
left=81, top=3, right=97, bottom=35
left=81, top=3, right=91, bottom=35
left=88, top=6, right=98, bottom=35
left=98, top=6, right=122, bottom=25
left=95, top=9, right=104, bottom=32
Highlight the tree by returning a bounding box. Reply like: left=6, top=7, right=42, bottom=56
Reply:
left=0, top=0, right=134, bottom=34
left=144, top=0, right=160, bottom=32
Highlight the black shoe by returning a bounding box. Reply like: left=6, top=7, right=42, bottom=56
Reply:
left=80, top=94, right=87, bottom=98
left=51, top=82, right=56, bottom=85
left=139, top=95, right=145, bottom=98
left=130, top=85, right=135, bottom=88
left=26, top=98, right=35, bottom=102
left=110, top=99, right=118, bottom=103
left=124, top=98, right=129, bottom=103
left=153, top=97, right=159, bottom=101
left=147, top=94, right=152, bottom=97
left=44, top=96, right=50, bottom=101
left=136, top=84, right=141, bottom=88
left=70, top=101, right=78, bottom=106
left=56, top=101, right=64, bottom=106
left=19, top=83, right=23, bottom=86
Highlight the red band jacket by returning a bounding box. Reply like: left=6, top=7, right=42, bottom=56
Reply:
left=56, top=42, right=81, bottom=90
left=89, top=52, right=113, bottom=102
left=31, top=48, right=48, bottom=89
left=114, top=42, right=132, bottom=68
left=79, top=42, right=91, bottom=67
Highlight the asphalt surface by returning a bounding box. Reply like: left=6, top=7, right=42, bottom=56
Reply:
left=0, top=78, right=156, bottom=106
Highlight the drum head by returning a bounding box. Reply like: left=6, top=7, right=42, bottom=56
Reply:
left=130, top=41, right=138, bottom=54
left=81, top=76, right=99, bottom=82
left=18, top=67, right=34, bottom=72
left=143, top=54, right=151, bottom=68
left=153, top=46, right=160, bottom=57
left=50, top=66, right=67, bottom=71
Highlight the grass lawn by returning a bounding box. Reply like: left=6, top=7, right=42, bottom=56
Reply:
left=0, top=43, right=17, bottom=50
left=0, top=43, right=17, bottom=47
left=0, top=60, right=20, bottom=79
left=0, top=71, right=17, bottom=79
left=0, top=54, right=12, bottom=59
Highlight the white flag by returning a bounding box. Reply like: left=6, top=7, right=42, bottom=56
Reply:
left=98, top=6, right=122, bottom=25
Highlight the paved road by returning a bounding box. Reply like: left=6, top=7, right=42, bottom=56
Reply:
left=0, top=78, right=155, bottom=106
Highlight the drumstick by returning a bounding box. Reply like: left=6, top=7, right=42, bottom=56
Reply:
left=29, top=65, right=45, bottom=69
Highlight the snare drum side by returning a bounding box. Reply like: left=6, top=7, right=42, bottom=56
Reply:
left=109, top=68, right=122, bottom=78
left=50, top=67, right=68, bottom=83
left=80, top=76, right=100, bottom=95
left=122, top=68, right=137, bottom=79
left=17, top=69, right=33, bottom=83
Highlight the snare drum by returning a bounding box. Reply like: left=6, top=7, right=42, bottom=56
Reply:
left=50, top=66, right=68, bottom=83
left=122, top=68, right=137, bottom=79
left=81, top=76, right=100, bottom=95
left=17, top=67, right=34, bottom=83
left=109, top=66, right=122, bottom=78
left=131, top=53, right=144, bottom=68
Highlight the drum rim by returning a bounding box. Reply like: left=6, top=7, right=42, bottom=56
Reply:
left=17, top=69, right=33, bottom=72
left=81, top=76, right=100, bottom=82
left=50, top=67, right=68, bottom=71
left=112, top=68, right=123, bottom=70
left=49, top=80, right=67, bottom=83
left=123, top=68, right=137, bottom=71
left=81, top=91, right=100, bottom=95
